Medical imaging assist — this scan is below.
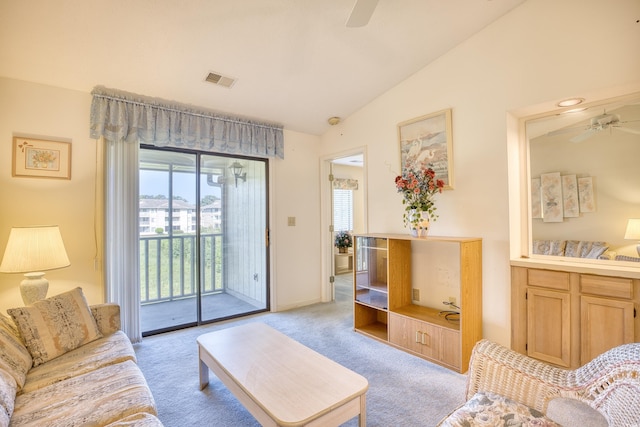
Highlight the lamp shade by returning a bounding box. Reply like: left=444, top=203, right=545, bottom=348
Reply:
left=0, top=226, right=70, bottom=273
left=624, top=219, right=640, bottom=240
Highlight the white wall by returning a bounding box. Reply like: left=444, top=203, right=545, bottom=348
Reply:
left=271, top=129, right=322, bottom=310
left=0, top=78, right=103, bottom=311
left=319, top=0, right=640, bottom=345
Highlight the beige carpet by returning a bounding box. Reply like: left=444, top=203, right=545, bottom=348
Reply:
left=134, top=274, right=466, bottom=426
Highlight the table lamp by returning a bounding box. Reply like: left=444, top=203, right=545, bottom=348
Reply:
left=624, top=219, right=640, bottom=257
left=0, top=225, right=70, bottom=305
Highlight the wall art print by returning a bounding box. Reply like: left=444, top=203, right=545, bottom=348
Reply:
left=561, top=174, right=579, bottom=218
left=578, top=176, right=595, bottom=213
left=398, top=109, right=453, bottom=189
left=531, top=178, right=542, bottom=219
left=12, top=137, right=71, bottom=179
left=541, top=172, right=563, bottom=222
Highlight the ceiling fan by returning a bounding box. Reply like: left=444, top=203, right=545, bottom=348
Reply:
left=546, top=112, right=640, bottom=142
left=569, top=113, right=640, bottom=142
left=346, top=0, right=379, bottom=27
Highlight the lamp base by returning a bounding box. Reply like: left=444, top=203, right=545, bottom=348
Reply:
left=20, top=272, right=49, bottom=305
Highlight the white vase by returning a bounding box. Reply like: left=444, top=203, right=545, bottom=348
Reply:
left=408, top=210, right=430, bottom=238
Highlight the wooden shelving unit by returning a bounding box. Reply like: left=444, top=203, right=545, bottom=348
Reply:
left=353, top=233, right=482, bottom=373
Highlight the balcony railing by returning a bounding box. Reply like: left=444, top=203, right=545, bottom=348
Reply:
left=139, top=232, right=223, bottom=304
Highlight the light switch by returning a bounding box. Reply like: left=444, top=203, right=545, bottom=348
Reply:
left=288, top=217, right=296, bottom=226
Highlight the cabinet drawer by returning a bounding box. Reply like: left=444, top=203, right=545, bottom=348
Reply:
left=527, top=269, right=570, bottom=291
left=580, top=274, right=633, bottom=299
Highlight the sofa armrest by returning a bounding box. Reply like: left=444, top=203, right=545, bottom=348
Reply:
left=90, top=303, right=122, bottom=336
left=466, top=339, right=569, bottom=412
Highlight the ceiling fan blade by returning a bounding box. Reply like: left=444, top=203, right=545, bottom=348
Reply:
left=615, top=126, right=640, bottom=135
left=545, top=127, right=584, bottom=137
left=570, top=129, right=597, bottom=143
left=346, top=0, right=379, bottom=28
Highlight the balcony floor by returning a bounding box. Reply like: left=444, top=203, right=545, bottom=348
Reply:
left=141, top=292, right=264, bottom=334
left=141, top=273, right=353, bottom=334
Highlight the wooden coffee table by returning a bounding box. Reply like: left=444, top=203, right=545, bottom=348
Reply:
left=198, top=322, right=368, bottom=427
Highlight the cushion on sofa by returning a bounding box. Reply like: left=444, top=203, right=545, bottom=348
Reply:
left=439, top=391, right=561, bottom=427
left=11, top=360, right=157, bottom=426
left=0, top=368, right=17, bottom=427
left=90, top=303, right=122, bottom=336
left=0, top=314, right=32, bottom=390
left=22, top=330, right=136, bottom=394
left=103, top=412, right=165, bottom=427
left=7, top=287, right=102, bottom=367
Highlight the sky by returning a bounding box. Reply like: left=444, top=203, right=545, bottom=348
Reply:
left=139, top=170, right=221, bottom=204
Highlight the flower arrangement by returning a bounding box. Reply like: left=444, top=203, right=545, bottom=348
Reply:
left=334, top=231, right=353, bottom=250
left=395, top=167, right=445, bottom=230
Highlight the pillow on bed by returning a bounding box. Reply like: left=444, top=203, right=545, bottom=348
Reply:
left=7, top=287, right=102, bottom=366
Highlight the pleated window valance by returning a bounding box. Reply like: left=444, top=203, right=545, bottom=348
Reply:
left=90, top=86, right=284, bottom=159
left=333, top=178, right=359, bottom=190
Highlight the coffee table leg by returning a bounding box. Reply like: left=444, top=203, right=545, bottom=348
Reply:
left=359, top=394, right=366, bottom=427
left=199, top=357, right=209, bottom=390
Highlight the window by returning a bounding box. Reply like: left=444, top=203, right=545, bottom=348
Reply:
left=333, top=189, right=353, bottom=232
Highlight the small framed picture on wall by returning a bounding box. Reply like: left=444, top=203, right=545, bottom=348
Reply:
left=12, top=137, right=71, bottom=179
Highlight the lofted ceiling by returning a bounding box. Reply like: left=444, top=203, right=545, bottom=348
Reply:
left=0, top=0, right=526, bottom=135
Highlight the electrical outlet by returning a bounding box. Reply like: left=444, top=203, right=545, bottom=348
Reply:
left=448, top=296, right=457, bottom=305
left=412, top=288, right=420, bottom=301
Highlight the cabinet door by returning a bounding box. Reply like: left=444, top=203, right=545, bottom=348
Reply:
left=389, top=314, right=439, bottom=359
left=440, top=329, right=461, bottom=370
left=527, top=288, right=571, bottom=367
left=581, top=295, right=634, bottom=364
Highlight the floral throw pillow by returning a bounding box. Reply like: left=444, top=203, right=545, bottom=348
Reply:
left=0, top=314, right=32, bottom=389
left=440, top=391, right=561, bottom=427
left=7, top=287, right=102, bottom=367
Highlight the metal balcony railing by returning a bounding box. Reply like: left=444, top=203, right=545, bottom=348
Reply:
left=139, top=232, right=223, bottom=304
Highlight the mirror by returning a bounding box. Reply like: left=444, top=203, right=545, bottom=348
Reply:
left=525, top=93, right=640, bottom=262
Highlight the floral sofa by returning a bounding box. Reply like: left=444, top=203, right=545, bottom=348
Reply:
left=438, top=339, right=640, bottom=427
left=0, top=287, right=162, bottom=426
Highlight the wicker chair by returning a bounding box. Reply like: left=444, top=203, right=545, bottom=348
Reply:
left=439, top=339, right=640, bottom=426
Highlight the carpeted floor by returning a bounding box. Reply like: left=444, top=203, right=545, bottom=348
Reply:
left=134, top=274, right=467, bottom=426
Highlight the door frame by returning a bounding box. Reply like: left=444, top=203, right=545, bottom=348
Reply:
left=320, top=146, right=368, bottom=303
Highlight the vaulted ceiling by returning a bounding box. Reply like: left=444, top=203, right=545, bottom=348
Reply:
left=0, top=0, right=526, bottom=135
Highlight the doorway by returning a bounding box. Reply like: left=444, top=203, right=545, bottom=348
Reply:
left=325, top=150, right=366, bottom=302
left=138, top=147, right=269, bottom=335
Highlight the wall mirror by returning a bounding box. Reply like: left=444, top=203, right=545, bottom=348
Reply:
left=525, top=92, right=640, bottom=263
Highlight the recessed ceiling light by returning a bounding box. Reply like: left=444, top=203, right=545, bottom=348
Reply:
left=557, top=98, right=585, bottom=107
left=328, top=117, right=341, bottom=125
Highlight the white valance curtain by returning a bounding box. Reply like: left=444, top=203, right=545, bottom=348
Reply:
left=90, top=86, right=284, bottom=342
left=90, top=86, right=284, bottom=158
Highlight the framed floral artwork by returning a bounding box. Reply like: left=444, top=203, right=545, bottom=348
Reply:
left=12, top=137, right=71, bottom=179
left=398, top=109, right=453, bottom=189
left=541, top=172, right=563, bottom=222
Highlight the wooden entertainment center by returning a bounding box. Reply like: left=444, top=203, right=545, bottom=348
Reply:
left=352, top=233, right=482, bottom=373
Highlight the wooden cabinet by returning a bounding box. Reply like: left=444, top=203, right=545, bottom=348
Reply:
left=354, top=234, right=482, bottom=373
left=512, top=266, right=639, bottom=368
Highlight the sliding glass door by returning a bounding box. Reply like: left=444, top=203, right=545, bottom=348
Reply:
left=139, top=147, right=269, bottom=335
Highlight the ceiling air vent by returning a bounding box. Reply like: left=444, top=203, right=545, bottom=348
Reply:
left=205, top=72, right=236, bottom=88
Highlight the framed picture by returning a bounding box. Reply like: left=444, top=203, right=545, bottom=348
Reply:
left=12, top=137, right=71, bottom=179
left=531, top=178, right=542, bottom=219
left=578, top=176, right=595, bottom=213
left=398, top=109, right=453, bottom=189
left=561, top=174, right=579, bottom=218
left=541, top=172, right=563, bottom=222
